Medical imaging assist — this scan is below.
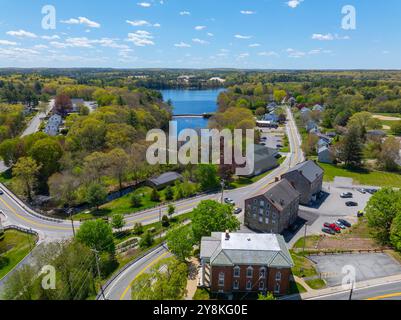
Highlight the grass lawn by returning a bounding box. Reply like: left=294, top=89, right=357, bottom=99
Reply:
left=305, top=278, right=327, bottom=290
left=0, top=230, right=37, bottom=279
left=320, top=163, right=401, bottom=188
left=293, top=235, right=321, bottom=250
left=290, top=251, right=318, bottom=278
left=74, top=186, right=165, bottom=220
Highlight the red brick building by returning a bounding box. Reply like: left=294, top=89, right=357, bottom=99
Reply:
left=199, top=232, right=294, bottom=297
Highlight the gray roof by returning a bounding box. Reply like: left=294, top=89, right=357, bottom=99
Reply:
left=318, top=146, right=330, bottom=154
left=257, top=179, right=300, bottom=211
left=148, top=171, right=183, bottom=186
left=284, top=160, right=324, bottom=183
left=201, top=233, right=293, bottom=268
left=254, top=144, right=278, bottom=161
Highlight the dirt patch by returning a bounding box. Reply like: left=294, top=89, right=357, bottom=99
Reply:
left=316, top=236, right=384, bottom=251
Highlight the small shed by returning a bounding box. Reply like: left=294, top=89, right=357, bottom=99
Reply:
left=147, top=172, right=184, bottom=190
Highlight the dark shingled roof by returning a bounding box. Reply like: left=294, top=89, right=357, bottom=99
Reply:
left=285, top=160, right=324, bottom=183
left=148, top=172, right=183, bottom=186
left=262, top=179, right=300, bottom=211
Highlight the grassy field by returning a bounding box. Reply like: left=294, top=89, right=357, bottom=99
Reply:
left=290, top=251, right=318, bottom=278
left=320, top=163, right=401, bottom=188
left=0, top=230, right=37, bottom=279
left=293, top=235, right=321, bottom=250
left=305, top=278, right=326, bottom=290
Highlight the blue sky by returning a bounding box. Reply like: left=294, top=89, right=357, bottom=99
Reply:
left=0, top=0, right=400, bottom=69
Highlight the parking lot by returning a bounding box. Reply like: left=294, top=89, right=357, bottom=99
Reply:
left=309, top=253, right=401, bottom=287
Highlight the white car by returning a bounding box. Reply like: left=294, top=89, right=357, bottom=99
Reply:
left=224, top=198, right=235, bottom=205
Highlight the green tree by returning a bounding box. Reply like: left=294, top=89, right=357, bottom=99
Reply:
left=133, top=223, right=144, bottom=235
left=86, top=183, right=108, bottom=210
left=166, top=226, right=194, bottom=262
left=164, top=186, right=174, bottom=201
left=390, top=213, right=401, bottom=251
left=76, top=219, right=115, bottom=254
left=273, top=89, right=287, bottom=103
left=191, top=200, right=241, bottom=244
left=161, top=215, right=170, bottom=228
left=139, top=231, right=154, bottom=249
left=150, top=188, right=161, bottom=202
left=112, top=214, right=126, bottom=231
left=131, top=257, right=188, bottom=300
left=12, top=157, right=41, bottom=202
left=131, top=193, right=143, bottom=208
left=167, top=204, right=176, bottom=217
left=195, top=164, right=220, bottom=191
left=2, top=265, right=38, bottom=300
left=366, top=188, right=401, bottom=244
left=391, top=121, right=401, bottom=136
left=336, top=125, right=363, bottom=168
left=107, top=148, right=130, bottom=194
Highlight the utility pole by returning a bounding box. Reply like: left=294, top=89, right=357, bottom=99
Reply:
left=159, top=208, right=162, bottom=239
left=93, top=249, right=107, bottom=300
left=68, top=209, right=76, bottom=237
left=220, top=179, right=225, bottom=204
left=348, top=281, right=355, bottom=301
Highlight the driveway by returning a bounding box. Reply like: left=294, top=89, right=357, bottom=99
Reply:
left=309, top=253, right=401, bottom=287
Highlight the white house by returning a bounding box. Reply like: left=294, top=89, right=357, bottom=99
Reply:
left=44, top=114, right=62, bottom=136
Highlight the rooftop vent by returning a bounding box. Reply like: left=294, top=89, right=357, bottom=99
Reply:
left=225, top=230, right=230, bottom=241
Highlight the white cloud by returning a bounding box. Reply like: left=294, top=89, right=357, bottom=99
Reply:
left=235, top=34, right=252, bottom=40
left=237, top=53, right=249, bottom=59
left=0, top=40, right=18, bottom=46
left=174, top=42, right=191, bottom=48
left=126, top=30, right=154, bottom=46
left=312, top=33, right=334, bottom=41
left=61, top=17, right=100, bottom=28
left=287, top=0, right=303, bottom=8
left=240, top=10, right=256, bottom=15
left=249, top=43, right=261, bottom=47
left=195, top=26, right=206, bottom=31
left=42, top=35, right=60, bottom=40
left=258, top=51, right=279, bottom=57
left=6, top=29, right=37, bottom=38
left=192, top=38, right=209, bottom=45
left=126, top=20, right=161, bottom=28
left=180, top=11, right=191, bottom=16
left=137, top=2, right=151, bottom=7
left=207, top=33, right=214, bottom=37
left=33, top=44, right=49, bottom=49
left=286, top=48, right=305, bottom=58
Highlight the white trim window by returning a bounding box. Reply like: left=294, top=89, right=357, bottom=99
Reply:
left=276, top=271, right=282, bottom=281
left=218, top=272, right=225, bottom=287
left=233, top=266, right=240, bottom=278
left=233, top=280, right=240, bottom=290
left=246, top=266, right=253, bottom=278
left=259, top=281, right=265, bottom=291
left=260, top=267, right=266, bottom=279
left=246, top=280, right=252, bottom=291
left=275, top=282, right=281, bottom=294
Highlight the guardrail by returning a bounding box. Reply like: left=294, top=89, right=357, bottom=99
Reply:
left=4, top=225, right=39, bottom=238
left=0, top=182, right=64, bottom=224
left=96, top=242, right=167, bottom=300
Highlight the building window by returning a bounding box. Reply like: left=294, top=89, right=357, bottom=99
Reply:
left=233, top=280, right=239, bottom=290
left=233, top=266, right=240, bottom=278
left=276, top=271, right=282, bottom=281
left=260, top=268, right=266, bottom=279
left=275, top=282, right=281, bottom=294
left=218, top=272, right=225, bottom=287
left=259, top=216, right=263, bottom=223
left=259, top=281, right=265, bottom=291
left=259, top=200, right=265, bottom=208
left=247, top=266, right=253, bottom=278
left=246, top=280, right=252, bottom=291
left=259, top=209, right=264, bottom=215
left=265, top=217, right=269, bottom=224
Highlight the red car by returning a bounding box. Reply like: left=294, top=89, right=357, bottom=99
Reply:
left=329, top=223, right=341, bottom=233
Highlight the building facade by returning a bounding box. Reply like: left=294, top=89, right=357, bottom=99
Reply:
left=244, top=179, right=300, bottom=234
left=200, top=232, right=294, bottom=296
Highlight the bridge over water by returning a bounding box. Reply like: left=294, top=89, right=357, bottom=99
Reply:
left=172, top=113, right=214, bottom=119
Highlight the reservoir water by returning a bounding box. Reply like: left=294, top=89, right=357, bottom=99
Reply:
left=160, top=89, right=224, bottom=132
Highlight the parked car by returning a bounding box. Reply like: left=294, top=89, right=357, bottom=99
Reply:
left=335, top=221, right=347, bottom=229
left=340, top=192, right=353, bottom=199
left=233, top=207, right=242, bottom=215
left=358, top=188, right=367, bottom=194
left=322, top=228, right=336, bottom=235
left=346, top=201, right=358, bottom=207
left=329, top=223, right=342, bottom=233
left=323, top=222, right=332, bottom=229
left=366, top=189, right=378, bottom=195
left=338, top=219, right=352, bottom=228
left=224, top=198, right=235, bottom=205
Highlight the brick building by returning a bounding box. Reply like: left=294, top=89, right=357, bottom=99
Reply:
left=244, top=179, right=300, bottom=234
left=199, top=232, right=294, bottom=296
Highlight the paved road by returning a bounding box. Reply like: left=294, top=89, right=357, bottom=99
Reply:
left=308, top=281, right=401, bottom=300
left=21, top=100, right=53, bottom=137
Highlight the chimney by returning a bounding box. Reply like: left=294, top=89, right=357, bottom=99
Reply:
left=225, top=230, right=230, bottom=241
left=275, top=177, right=279, bottom=182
